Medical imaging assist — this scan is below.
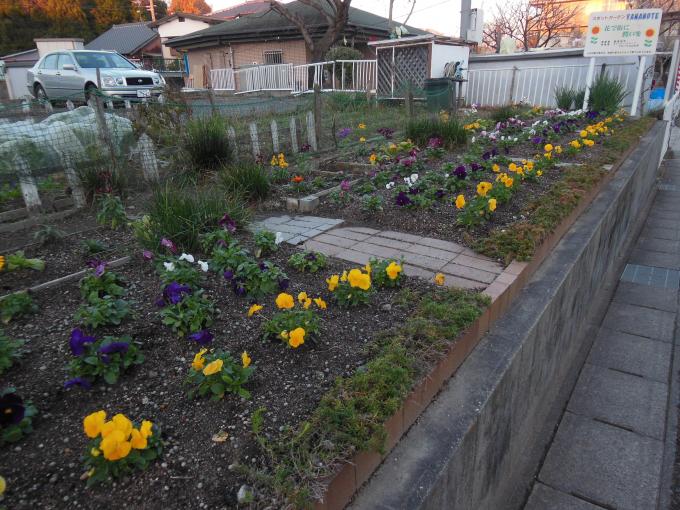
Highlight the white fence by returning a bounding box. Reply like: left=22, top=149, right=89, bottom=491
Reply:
left=210, top=68, right=235, bottom=91
left=209, top=60, right=377, bottom=95
left=465, top=63, right=638, bottom=108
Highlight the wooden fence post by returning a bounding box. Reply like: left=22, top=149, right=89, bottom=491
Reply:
left=306, top=111, right=317, bottom=152
left=508, top=66, right=518, bottom=105
left=249, top=122, right=260, bottom=158
left=270, top=120, right=280, bottom=154
left=14, top=156, right=42, bottom=212
left=61, top=154, right=86, bottom=208
left=313, top=84, right=322, bottom=148
left=227, top=127, right=238, bottom=158
left=289, top=116, right=299, bottom=152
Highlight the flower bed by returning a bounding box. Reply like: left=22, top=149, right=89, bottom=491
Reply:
left=313, top=110, right=648, bottom=261
left=0, top=218, right=485, bottom=508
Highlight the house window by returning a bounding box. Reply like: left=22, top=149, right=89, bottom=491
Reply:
left=263, top=50, right=283, bottom=65
left=178, top=16, right=185, bottom=22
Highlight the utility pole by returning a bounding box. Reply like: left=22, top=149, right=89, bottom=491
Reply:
left=148, top=0, right=156, bottom=22
left=460, top=0, right=471, bottom=40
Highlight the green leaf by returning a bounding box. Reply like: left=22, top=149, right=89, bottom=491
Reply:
left=210, top=382, right=225, bottom=395
left=103, top=371, right=118, bottom=385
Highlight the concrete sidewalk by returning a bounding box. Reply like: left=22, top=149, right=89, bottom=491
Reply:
left=524, top=154, right=680, bottom=509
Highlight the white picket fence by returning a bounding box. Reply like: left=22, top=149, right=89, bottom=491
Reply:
left=465, top=63, right=638, bottom=108
left=209, top=60, right=377, bottom=95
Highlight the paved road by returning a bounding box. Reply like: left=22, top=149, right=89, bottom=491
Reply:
left=525, top=140, right=680, bottom=510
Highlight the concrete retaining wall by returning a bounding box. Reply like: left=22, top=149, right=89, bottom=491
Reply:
left=349, top=121, right=666, bottom=510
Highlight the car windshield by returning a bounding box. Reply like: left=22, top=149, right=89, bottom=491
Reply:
left=73, top=52, right=136, bottom=69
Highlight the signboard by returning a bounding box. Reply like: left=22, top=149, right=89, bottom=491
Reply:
left=584, top=9, right=662, bottom=57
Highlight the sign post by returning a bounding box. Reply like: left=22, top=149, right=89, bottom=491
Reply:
left=584, top=8, right=662, bottom=115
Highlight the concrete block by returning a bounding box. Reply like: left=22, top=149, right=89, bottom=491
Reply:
left=525, top=483, right=602, bottom=510
left=417, top=237, right=465, bottom=253
left=613, top=281, right=678, bottom=311
left=539, top=413, right=663, bottom=510
left=334, top=249, right=371, bottom=265
left=352, top=242, right=400, bottom=259
left=567, top=363, right=668, bottom=439
left=298, top=197, right=320, bottom=213
left=314, top=233, right=358, bottom=249
left=303, top=240, right=343, bottom=257
left=286, top=197, right=299, bottom=211
left=451, top=254, right=503, bottom=274
left=326, top=228, right=372, bottom=242
left=587, top=327, right=671, bottom=382
left=441, top=263, right=498, bottom=284
left=400, top=252, right=449, bottom=271
left=377, top=230, right=423, bottom=243
left=627, top=248, right=680, bottom=271
left=635, top=236, right=680, bottom=254
left=403, top=243, right=459, bottom=261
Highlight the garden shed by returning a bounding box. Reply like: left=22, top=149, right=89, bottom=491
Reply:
left=369, top=34, right=472, bottom=99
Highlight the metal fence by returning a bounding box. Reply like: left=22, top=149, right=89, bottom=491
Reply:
left=465, top=63, right=638, bottom=108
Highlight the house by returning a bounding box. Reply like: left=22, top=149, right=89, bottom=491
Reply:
left=166, top=1, right=428, bottom=89
left=209, top=0, right=270, bottom=20
left=150, top=13, right=223, bottom=59
left=85, top=22, right=161, bottom=59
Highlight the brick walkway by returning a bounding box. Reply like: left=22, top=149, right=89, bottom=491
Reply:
left=250, top=215, right=344, bottom=245
left=524, top=153, right=680, bottom=510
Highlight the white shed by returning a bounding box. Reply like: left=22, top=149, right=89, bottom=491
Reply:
left=369, top=34, right=472, bottom=98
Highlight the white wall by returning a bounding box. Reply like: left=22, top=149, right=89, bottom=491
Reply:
left=35, top=39, right=84, bottom=58
left=158, top=18, right=210, bottom=58
left=431, top=43, right=469, bottom=79
left=6, top=67, right=30, bottom=100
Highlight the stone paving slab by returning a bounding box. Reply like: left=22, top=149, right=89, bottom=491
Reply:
left=613, top=281, right=678, bottom=311
left=525, top=483, right=602, bottom=510
left=567, top=364, right=667, bottom=439
left=620, top=263, right=680, bottom=289
left=539, top=413, right=664, bottom=510
left=635, top=236, right=680, bottom=254
left=250, top=215, right=344, bottom=245
left=302, top=225, right=505, bottom=289
left=587, top=327, right=672, bottom=382
left=627, top=249, right=680, bottom=271
left=601, top=301, right=675, bottom=342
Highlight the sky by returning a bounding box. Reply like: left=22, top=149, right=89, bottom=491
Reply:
left=206, top=0, right=488, bottom=38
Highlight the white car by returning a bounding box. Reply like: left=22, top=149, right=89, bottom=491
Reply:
left=27, top=50, right=165, bottom=102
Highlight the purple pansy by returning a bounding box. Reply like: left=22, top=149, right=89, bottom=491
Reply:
left=408, top=187, right=421, bottom=195
left=300, top=143, right=312, bottom=152
left=278, top=278, right=290, bottom=291
left=427, top=137, right=443, bottom=149
left=142, top=250, right=154, bottom=261
left=470, top=162, right=481, bottom=172
left=188, top=330, right=214, bottom=346
left=98, top=342, right=130, bottom=356
left=69, top=328, right=96, bottom=356
left=88, top=259, right=106, bottom=277
left=305, top=252, right=317, bottom=261
left=340, top=180, right=351, bottom=192
left=64, top=377, right=92, bottom=390
left=435, top=189, right=445, bottom=199
left=259, top=262, right=268, bottom=271
left=163, top=282, right=192, bottom=305
left=337, top=127, right=352, bottom=139
left=223, top=269, right=234, bottom=281
left=161, top=238, right=177, bottom=254
left=531, top=136, right=544, bottom=145
left=482, top=151, right=491, bottom=161
left=218, top=213, right=237, bottom=233
left=0, top=392, right=25, bottom=426
left=454, top=165, right=467, bottom=179
left=395, top=191, right=412, bottom=207
left=377, top=127, right=394, bottom=139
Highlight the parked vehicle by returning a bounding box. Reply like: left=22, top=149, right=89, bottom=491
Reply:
left=26, top=50, right=165, bottom=102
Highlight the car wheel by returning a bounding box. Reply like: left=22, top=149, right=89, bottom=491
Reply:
left=84, top=84, right=98, bottom=104
left=34, top=84, right=48, bottom=102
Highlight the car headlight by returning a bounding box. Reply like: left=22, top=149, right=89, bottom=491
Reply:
left=153, top=76, right=161, bottom=85
left=101, top=76, right=125, bottom=87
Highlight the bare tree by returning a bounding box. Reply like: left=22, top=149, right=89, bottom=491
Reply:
left=268, top=0, right=352, bottom=62
left=388, top=0, right=417, bottom=31
left=482, top=0, right=581, bottom=52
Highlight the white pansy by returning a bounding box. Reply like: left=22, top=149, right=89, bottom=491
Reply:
left=386, top=182, right=395, bottom=190
left=179, top=253, right=195, bottom=263
left=197, top=260, right=209, bottom=272
left=163, top=262, right=175, bottom=272
left=410, top=173, right=418, bottom=183
left=471, top=136, right=476, bottom=144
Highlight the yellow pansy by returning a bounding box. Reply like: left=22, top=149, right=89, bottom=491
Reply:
left=192, top=349, right=207, bottom=371
left=537, top=170, right=543, bottom=177
left=555, top=145, right=562, bottom=154
left=0, top=475, right=5, bottom=496
left=580, top=130, right=588, bottom=138
left=241, top=351, right=251, bottom=368
left=111, top=414, right=133, bottom=438
left=492, top=164, right=500, bottom=173
left=544, top=152, right=552, bottom=160
left=297, top=292, right=308, bottom=304
left=0, top=255, right=4, bottom=272
left=340, top=270, right=348, bottom=282
left=314, top=297, right=327, bottom=310
left=90, top=447, right=100, bottom=457
left=270, top=155, right=278, bottom=166
left=544, top=144, right=553, bottom=152
left=247, top=304, right=263, bottom=317
left=364, top=263, right=371, bottom=274
left=488, top=198, right=497, bottom=212
left=130, top=429, right=147, bottom=450
left=100, top=430, right=132, bottom=461
left=348, top=269, right=371, bottom=290
left=83, top=410, right=107, bottom=439
left=140, top=420, right=153, bottom=439
left=359, top=137, right=366, bottom=143
left=583, top=139, right=595, bottom=147
left=288, top=327, right=306, bottom=348
left=275, top=293, right=295, bottom=310
left=369, top=153, right=377, bottom=164
left=358, top=123, right=366, bottom=129
left=386, top=261, right=402, bottom=280
left=302, top=298, right=312, bottom=309
left=326, top=274, right=339, bottom=291
left=434, top=273, right=445, bottom=286
left=508, top=162, right=518, bottom=172
left=476, top=181, right=492, bottom=197
left=280, top=330, right=289, bottom=341
left=203, top=359, right=223, bottom=376
left=455, top=194, right=465, bottom=209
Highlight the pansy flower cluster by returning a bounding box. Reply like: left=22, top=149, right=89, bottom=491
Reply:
left=75, top=263, right=132, bottom=329
left=326, top=267, right=373, bottom=307
left=186, top=348, right=254, bottom=400
left=65, top=329, right=144, bottom=389
left=0, top=387, right=37, bottom=446
left=82, top=410, right=162, bottom=485
left=259, top=292, right=325, bottom=348
left=367, top=258, right=403, bottom=289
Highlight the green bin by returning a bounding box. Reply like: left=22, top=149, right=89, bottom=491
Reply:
left=424, top=78, right=454, bottom=112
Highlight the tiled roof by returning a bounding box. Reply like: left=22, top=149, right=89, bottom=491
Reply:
left=210, top=0, right=270, bottom=19
left=85, top=22, right=158, bottom=55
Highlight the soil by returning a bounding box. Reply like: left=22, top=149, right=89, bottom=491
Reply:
left=0, top=236, right=428, bottom=510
